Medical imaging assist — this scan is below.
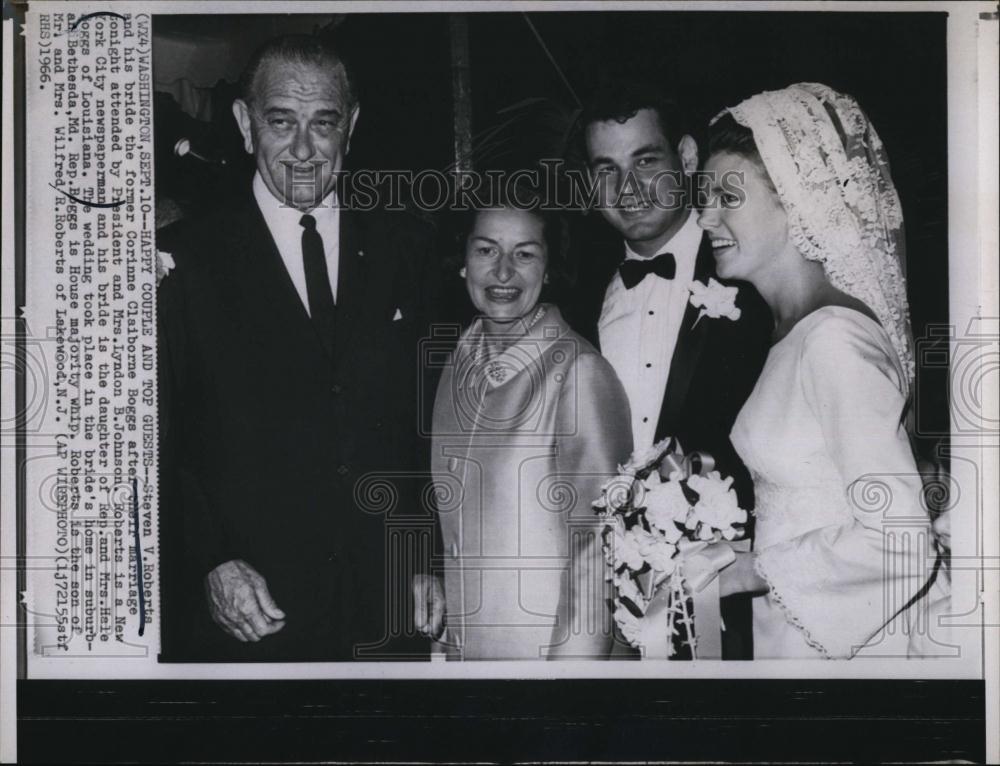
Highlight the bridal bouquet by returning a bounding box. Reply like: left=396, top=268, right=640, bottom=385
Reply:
left=594, top=437, right=748, bottom=658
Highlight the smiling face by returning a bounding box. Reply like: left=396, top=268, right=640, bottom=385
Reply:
left=465, top=208, right=548, bottom=331
left=233, top=58, right=359, bottom=211
left=585, top=108, right=695, bottom=256
left=697, top=151, right=790, bottom=284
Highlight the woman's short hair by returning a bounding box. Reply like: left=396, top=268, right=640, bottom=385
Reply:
left=446, top=187, right=574, bottom=294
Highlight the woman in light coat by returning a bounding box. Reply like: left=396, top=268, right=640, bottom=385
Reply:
left=414, top=202, right=632, bottom=660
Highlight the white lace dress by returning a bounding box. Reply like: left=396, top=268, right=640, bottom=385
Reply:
left=731, top=307, right=940, bottom=659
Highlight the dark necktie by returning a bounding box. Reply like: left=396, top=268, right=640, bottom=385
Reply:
left=300, top=214, right=336, bottom=351
left=618, top=252, right=676, bottom=289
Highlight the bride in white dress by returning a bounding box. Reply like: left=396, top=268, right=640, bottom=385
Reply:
left=699, top=83, right=949, bottom=659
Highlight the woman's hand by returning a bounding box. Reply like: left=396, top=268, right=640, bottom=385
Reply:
left=411, top=573, right=445, bottom=640
left=719, top=551, right=769, bottom=598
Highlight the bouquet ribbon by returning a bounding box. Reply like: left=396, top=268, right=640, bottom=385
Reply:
left=658, top=441, right=715, bottom=481
left=641, top=539, right=748, bottom=659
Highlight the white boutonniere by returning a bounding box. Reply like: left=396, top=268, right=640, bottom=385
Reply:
left=155, top=250, right=176, bottom=286
left=688, top=278, right=741, bottom=325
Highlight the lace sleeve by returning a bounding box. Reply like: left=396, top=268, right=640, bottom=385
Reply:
left=754, top=315, right=932, bottom=658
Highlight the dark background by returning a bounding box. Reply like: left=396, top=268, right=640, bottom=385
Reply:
left=151, top=10, right=950, bottom=451
left=19, top=679, right=985, bottom=763
left=19, top=10, right=973, bottom=764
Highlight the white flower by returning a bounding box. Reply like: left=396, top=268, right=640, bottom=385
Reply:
left=637, top=534, right=677, bottom=574
left=600, top=475, right=638, bottom=513
left=613, top=600, right=669, bottom=649
left=687, top=471, right=747, bottom=534
left=610, top=525, right=646, bottom=571
left=613, top=602, right=646, bottom=645
left=644, top=481, right=689, bottom=543
left=156, top=250, right=176, bottom=286
left=688, top=278, right=741, bottom=322
left=621, top=437, right=675, bottom=474
left=614, top=572, right=645, bottom=608
left=642, top=471, right=663, bottom=491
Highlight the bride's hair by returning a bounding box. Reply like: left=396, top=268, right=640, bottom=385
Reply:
left=706, top=113, right=776, bottom=194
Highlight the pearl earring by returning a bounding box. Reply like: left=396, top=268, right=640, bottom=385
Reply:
left=459, top=267, right=467, bottom=278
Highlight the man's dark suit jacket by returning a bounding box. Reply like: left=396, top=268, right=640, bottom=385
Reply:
left=158, top=192, right=439, bottom=662
left=562, top=222, right=773, bottom=659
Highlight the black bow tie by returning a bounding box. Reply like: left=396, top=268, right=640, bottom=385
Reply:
left=618, top=252, right=677, bottom=289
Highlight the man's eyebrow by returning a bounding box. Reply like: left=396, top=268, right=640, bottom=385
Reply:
left=588, top=154, right=614, bottom=166
left=470, top=236, right=498, bottom=244
left=256, top=107, right=345, bottom=125
left=631, top=143, right=667, bottom=157
left=589, top=144, right=666, bottom=165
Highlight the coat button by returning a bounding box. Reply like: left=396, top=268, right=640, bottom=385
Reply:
left=331, top=383, right=343, bottom=395
left=337, top=464, right=349, bottom=476
left=450, top=542, right=459, bottom=559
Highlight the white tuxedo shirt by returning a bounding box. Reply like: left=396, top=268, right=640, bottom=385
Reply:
left=598, top=210, right=702, bottom=450
left=253, top=172, right=341, bottom=313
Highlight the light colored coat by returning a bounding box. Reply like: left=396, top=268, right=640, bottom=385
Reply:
left=431, top=306, right=632, bottom=659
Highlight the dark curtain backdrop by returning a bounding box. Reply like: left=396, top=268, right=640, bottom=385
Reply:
left=465, top=11, right=949, bottom=454
left=152, top=11, right=949, bottom=452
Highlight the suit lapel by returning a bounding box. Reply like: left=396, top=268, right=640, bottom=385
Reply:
left=226, top=197, right=329, bottom=361
left=333, top=208, right=369, bottom=363
left=655, top=233, right=715, bottom=441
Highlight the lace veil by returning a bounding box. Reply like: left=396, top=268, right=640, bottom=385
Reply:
left=713, top=83, right=915, bottom=390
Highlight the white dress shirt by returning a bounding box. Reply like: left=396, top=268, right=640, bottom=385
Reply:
left=598, top=210, right=702, bottom=450
left=253, top=172, right=341, bottom=314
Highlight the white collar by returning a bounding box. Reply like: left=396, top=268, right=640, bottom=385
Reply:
left=623, top=209, right=702, bottom=266
left=459, top=305, right=564, bottom=389
left=252, top=172, right=339, bottom=230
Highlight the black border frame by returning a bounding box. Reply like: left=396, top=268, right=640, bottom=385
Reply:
left=18, top=679, right=986, bottom=762
left=6, top=4, right=988, bottom=763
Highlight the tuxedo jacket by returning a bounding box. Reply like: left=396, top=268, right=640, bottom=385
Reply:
left=563, top=228, right=773, bottom=511
left=158, top=192, right=440, bottom=662
left=563, top=228, right=772, bottom=660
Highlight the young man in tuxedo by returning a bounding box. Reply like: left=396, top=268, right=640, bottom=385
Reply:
left=158, top=35, right=437, bottom=661
left=568, top=80, right=772, bottom=659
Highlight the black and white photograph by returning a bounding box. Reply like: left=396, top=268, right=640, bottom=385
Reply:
left=2, top=1, right=996, bottom=762
left=149, top=8, right=960, bottom=666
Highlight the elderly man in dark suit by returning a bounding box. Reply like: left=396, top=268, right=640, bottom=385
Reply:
left=158, top=35, right=436, bottom=661
left=562, top=79, right=773, bottom=659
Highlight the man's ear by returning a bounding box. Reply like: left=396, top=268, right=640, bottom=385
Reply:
left=232, top=99, right=255, bottom=155
left=344, top=104, right=361, bottom=156
left=677, top=134, right=699, bottom=176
